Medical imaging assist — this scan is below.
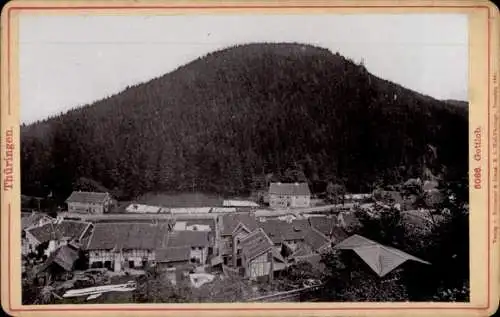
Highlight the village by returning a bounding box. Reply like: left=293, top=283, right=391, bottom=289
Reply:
left=21, top=178, right=447, bottom=303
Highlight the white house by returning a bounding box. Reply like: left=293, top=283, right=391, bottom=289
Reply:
left=66, top=191, right=114, bottom=214
left=268, top=182, right=311, bottom=209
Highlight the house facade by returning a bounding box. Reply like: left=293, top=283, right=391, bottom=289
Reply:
left=85, top=222, right=170, bottom=272
left=237, top=228, right=275, bottom=280
left=217, top=213, right=259, bottom=266
left=66, top=191, right=114, bottom=214
left=269, top=182, right=311, bottom=209
left=163, top=230, right=212, bottom=265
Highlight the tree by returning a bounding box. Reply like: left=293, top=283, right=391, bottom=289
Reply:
left=319, top=250, right=409, bottom=301
left=283, top=261, right=321, bottom=286
left=353, top=205, right=406, bottom=248
left=325, top=182, right=346, bottom=205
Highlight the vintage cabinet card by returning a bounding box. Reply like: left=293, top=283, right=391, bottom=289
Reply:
left=1, top=0, right=499, bottom=316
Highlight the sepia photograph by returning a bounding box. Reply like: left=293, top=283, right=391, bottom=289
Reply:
left=1, top=1, right=499, bottom=316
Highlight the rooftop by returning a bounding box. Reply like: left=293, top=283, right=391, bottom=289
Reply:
left=21, top=212, right=54, bottom=230
left=239, top=228, right=274, bottom=261
left=162, top=230, right=211, bottom=248
left=27, top=220, right=91, bottom=244
left=219, top=212, right=259, bottom=236
left=334, top=234, right=431, bottom=277
left=269, top=182, right=311, bottom=196
left=259, top=219, right=310, bottom=244
left=156, top=247, right=191, bottom=263
left=303, top=227, right=331, bottom=251
left=66, top=191, right=111, bottom=204
left=86, top=222, right=169, bottom=250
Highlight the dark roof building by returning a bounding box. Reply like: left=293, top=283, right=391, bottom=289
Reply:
left=259, top=219, right=310, bottom=244
left=163, top=230, right=211, bottom=249
left=238, top=228, right=274, bottom=261
left=308, top=216, right=349, bottom=244
left=85, top=222, right=169, bottom=250
left=156, top=247, right=191, bottom=263
left=27, top=220, right=92, bottom=244
left=21, top=213, right=54, bottom=230
left=219, top=212, right=259, bottom=236
left=36, top=244, right=80, bottom=274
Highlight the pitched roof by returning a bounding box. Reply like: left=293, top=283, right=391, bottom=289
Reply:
left=290, top=242, right=314, bottom=257
left=86, top=222, right=169, bottom=250
left=331, top=226, right=349, bottom=244
left=163, top=230, right=211, bottom=248
left=21, top=213, right=54, bottom=230
left=259, top=219, right=310, bottom=244
left=239, top=228, right=273, bottom=260
left=303, top=227, right=331, bottom=251
left=156, top=247, right=191, bottom=263
left=334, top=234, right=431, bottom=277
left=338, top=212, right=361, bottom=228
left=27, top=220, right=91, bottom=244
left=65, top=191, right=110, bottom=204
left=308, top=216, right=337, bottom=236
left=269, top=182, right=311, bottom=196
left=220, top=212, right=259, bottom=236
left=37, top=245, right=79, bottom=273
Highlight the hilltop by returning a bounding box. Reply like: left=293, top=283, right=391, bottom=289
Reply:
left=21, top=43, right=468, bottom=201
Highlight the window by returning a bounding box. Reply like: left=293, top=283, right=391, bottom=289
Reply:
left=104, top=261, right=112, bottom=269
left=129, top=261, right=135, bottom=268
left=92, top=261, right=103, bottom=268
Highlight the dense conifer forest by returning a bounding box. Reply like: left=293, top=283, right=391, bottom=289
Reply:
left=20, top=43, right=468, bottom=203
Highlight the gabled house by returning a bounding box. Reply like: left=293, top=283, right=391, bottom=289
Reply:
left=259, top=219, right=310, bottom=253
left=34, top=244, right=81, bottom=284
left=269, top=182, right=311, bottom=209
left=24, top=219, right=93, bottom=257
left=85, top=222, right=170, bottom=271
left=155, top=247, right=192, bottom=270
left=237, top=228, right=275, bottom=281
left=162, top=230, right=212, bottom=265
left=303, top=227, right=332, bottom=253
left=65, top=191, right=114, bottom=214
left=22, top=212, right=54, bottom=231
left=308, top=216, right=348, bottom=244
left=218, top=212, right=259, bottom=264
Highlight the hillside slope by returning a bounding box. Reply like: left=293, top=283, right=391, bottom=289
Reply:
left=21, top=43, right=468, bottom=201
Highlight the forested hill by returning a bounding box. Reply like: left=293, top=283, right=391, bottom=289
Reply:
left=21, top=43, right=468, bottom=201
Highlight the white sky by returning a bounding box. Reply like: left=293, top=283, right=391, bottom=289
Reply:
left=19, top=14, right=468, bottom=124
